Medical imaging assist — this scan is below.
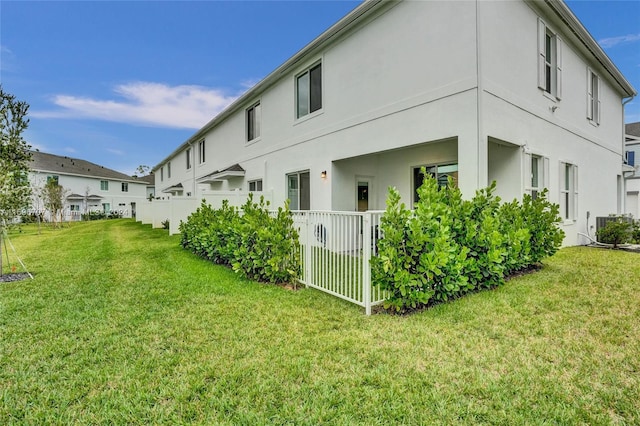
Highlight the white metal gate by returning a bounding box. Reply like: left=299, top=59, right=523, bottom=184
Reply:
left=292, top=211, right=387, bottom=315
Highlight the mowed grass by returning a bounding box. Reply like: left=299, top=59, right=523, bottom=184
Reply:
left=1, top=219, right=639, bottom=425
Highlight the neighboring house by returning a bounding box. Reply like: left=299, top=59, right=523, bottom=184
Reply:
left=625, top=122, right=640, bottom=219
left=151, top=0, right=636, bottom=246
left=135, top=173, right=156, bottom=201
left=29, top=151, right=148, bottom=220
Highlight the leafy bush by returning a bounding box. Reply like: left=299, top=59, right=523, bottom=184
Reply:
left=179, top=195, right=300, bottom=284
left=372, top=173, right=564, bottom=313
left=596, top=217, right=632, bottom=248
left=82, top=211, right=106, bottom=221
left=632, top=221, right=640, bottom=244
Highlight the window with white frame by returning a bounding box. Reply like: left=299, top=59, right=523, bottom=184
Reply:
left=100, top=180, right=109, bottom=191
left=121, top=182, right=128, bottom=192
left=538, top=18, right=562, bottom=99
left=287, top=171, right=310, bottom=210
left=47, top=175, right=59, bottom=185
left=559, top=162, right=578, bottom=221
left=198, top=140, right=206, bottom=164
left=247, top=102, right=261, bottom=141
left=412, top=163, right=458, bottom=205
left=160, top=167, right=164, bottom=182
left=248, top=179, right=263, bottom=192
left=167, top=161, right=171, bottom=179
left=296, top=62, right=322, bottom=119
left=587, top=68, right=601, bottom=125
left=69, top=204, right=80, bottom=211
left=186, top=147, right=192, bottom=170
left=525, top=153, right=549, bottom=200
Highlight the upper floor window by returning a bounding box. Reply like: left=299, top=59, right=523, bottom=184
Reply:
left=186, top=148, right=192, bottom=170
left=587, top=69, right=601, bottom=125
left=296, top=62, right=322, bottom=119
left=538, top=19, right=562, bottom=100
left=167, top=161, right=172, bottom=179
left=121, top=182, right=128, bottom=192
left=100, top=180, right=109, bottom=191
left=247, top=102, right=261, bottom=142
left=47, top=175, right=59, bottom=185
left=198, top=140, right=206, bottom=164
left=625, top=150, right=635, bottom=167
left=160, top=167, right=164, bottom=182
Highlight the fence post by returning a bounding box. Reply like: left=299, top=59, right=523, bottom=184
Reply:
left=362, top=212, right=372, bottom=315
left=304, top=213, right=312, bottom=286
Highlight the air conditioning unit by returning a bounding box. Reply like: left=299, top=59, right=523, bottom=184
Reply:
left=596, top=216, right=633, bottom=238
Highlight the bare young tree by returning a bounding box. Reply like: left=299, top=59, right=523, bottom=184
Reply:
left=42, top=179, right=69, bottom=228
left=0, top=86, right=32, bottom=275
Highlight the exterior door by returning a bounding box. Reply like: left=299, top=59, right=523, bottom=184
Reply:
left=356, top=177, right=373, bottom=212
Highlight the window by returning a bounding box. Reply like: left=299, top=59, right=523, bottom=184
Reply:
left=248, top=179, right=263, bottom=192
left=296, top=62, right=322, bottom=118
left=587, top=69, right=601, bottom=124
left=538, top=19, right=562, bottom=99
left=560, top=162, right=578, bottom=221
left=167, top=162, right=171, bottom=179
left=287, top=171, right=310, bottom=210
left=121, top=182, right=128, bottom=192
left=412, top=163, right=458, bottom=205
left=525, top=154, right=549, bottom=200
left=198, top=140, right=206, bottom=164
left=100, top=180, right=109, bottom=191
left=186, top=148, right=192, bottom=170
left=247, top=102, right=261, bottom=141
left=625, top=150, right=635, bottom=167
left=69, top=204, right=80, bottom=211
left=47, top=175, right=59, bottom=185
left=102, top=203, right=111, bottom=213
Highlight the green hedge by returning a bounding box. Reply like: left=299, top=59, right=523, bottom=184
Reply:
left=179, top=195, right=300, bottom=284
left=371, top=173, right=564, bottom=313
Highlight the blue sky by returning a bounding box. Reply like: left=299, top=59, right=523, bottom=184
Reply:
left=1, top=1, right=639, bottom=176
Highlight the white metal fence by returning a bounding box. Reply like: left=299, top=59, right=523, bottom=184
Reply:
left=292, top=211, right=388, bottom=315
left=138, top=197, right=389, bottom=314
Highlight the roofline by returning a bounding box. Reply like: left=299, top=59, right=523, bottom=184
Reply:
left=153, top=0, right=637, bottom=172
left=537, top=0, right=636, bottom=98
left=30, top=168, right=145, bottom=184
left=152, top=0, right=385, bottom=171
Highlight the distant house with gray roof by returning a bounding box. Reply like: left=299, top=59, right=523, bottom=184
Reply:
left=625, top=122, right=640, bottom=218
left=29, top=151, right=149, bottom=220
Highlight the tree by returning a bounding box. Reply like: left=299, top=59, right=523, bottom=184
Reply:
left=133, top=165, right=150, bottom=178
left=0, top=86, right=32, bottom=275
left=42, top=179, right=69, bottom=228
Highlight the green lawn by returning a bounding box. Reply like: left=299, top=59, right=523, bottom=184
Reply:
left=1, top=219, right=639, bottom=425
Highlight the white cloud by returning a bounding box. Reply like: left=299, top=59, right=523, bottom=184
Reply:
left=598, top=33, right=640, bottom=49
left=32, top=82, right=239, bottom=129
left=106, top=148, right=124, bottom=156
left=64, top=147, right=77, bottom=154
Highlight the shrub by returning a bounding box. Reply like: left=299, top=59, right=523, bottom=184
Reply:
left=596, top=217, right=632, bottom=248
left=179, top=195, right=300, bottom=285
left=632, top=221, right=640, bottom=244
left=372, top=174, right=564, bottom=313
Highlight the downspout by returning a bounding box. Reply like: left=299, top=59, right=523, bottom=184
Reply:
left=475, top=0, right=484, bottom=189
left=621, top=95, right=636, bottom=214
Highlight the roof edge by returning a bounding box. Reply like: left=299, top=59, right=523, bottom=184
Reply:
left=152, top=0, right=386, bottom=171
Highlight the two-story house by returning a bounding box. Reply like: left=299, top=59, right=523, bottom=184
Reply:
left=29, top=151, right=149, bottom=220
left=152, top=0, right=636, bottom=246
left=625, top=122, right=640, bottom=218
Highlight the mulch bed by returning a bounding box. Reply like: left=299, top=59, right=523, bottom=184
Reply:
left=0, top=273, right=32, bottom=283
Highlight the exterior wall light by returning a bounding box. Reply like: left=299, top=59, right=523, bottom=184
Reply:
left=321, top=170, right=327, bottom=179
